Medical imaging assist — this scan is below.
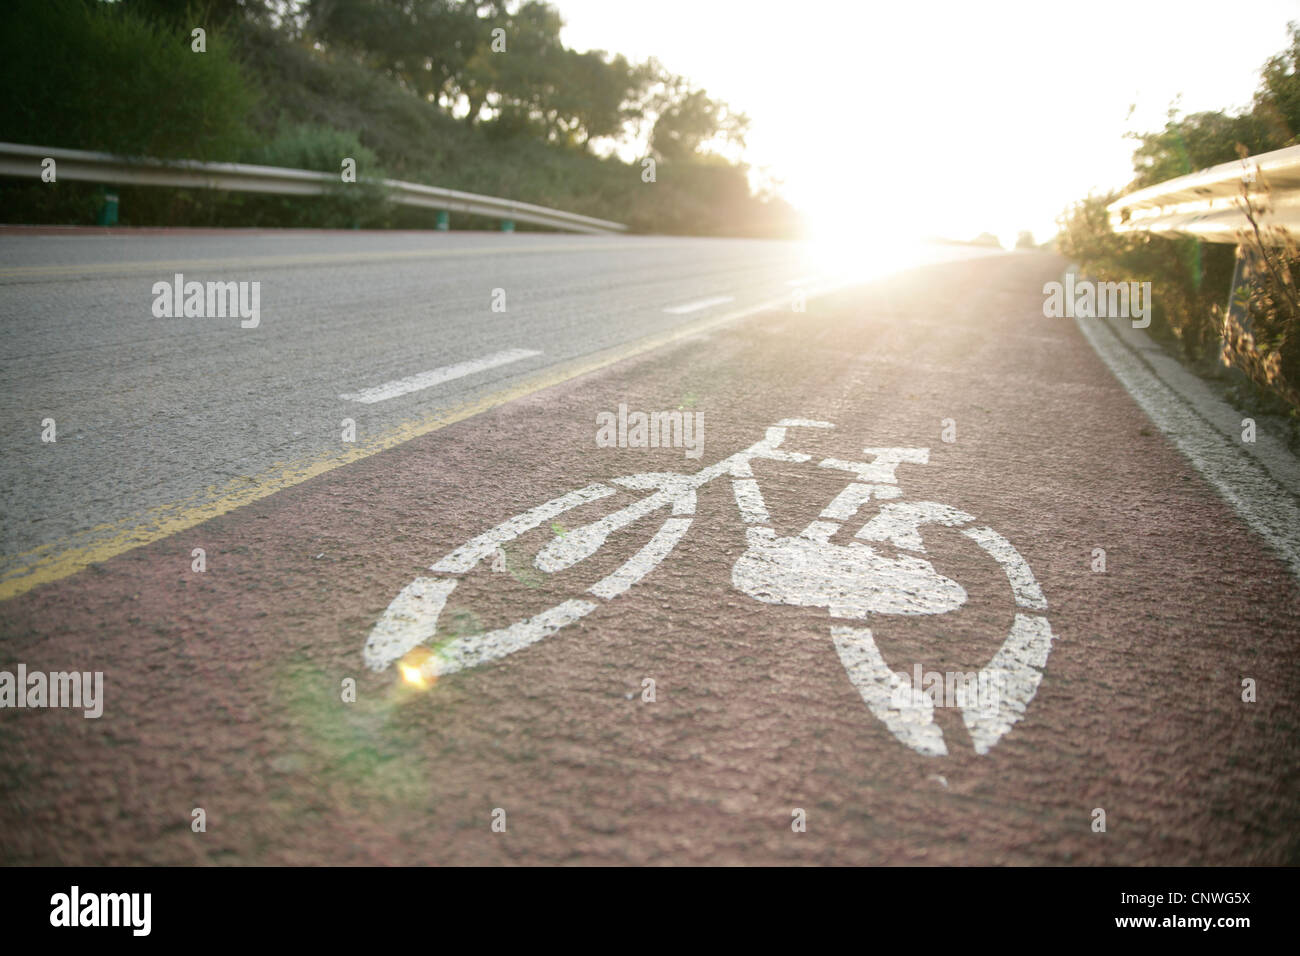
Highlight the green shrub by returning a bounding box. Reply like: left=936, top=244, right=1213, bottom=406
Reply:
left=239, top=123, right=391, bottom=228
left=1056, top=194, right=1235, bottom=363
left=1222, top=170, right=1300, bottom=409
left=0, top=0, right=256, bottom=160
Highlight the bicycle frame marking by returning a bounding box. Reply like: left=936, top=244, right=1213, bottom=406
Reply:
left=362, top=418, right=1055, bottom=757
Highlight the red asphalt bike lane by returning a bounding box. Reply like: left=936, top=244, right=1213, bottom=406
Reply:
left=1, top=252, right=1297, bottom=865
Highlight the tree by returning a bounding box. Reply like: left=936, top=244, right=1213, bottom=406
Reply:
left=484, top=1, right=567, bottom=137
left=1255, top=21, right=1300, bottom=147
left=649, top=74, right=748, bottom=163
left=307, top=0, right=485, bottom=103
left=558, top=50, right=645, bottom=147
left=1128, top=108, right=1278, bottom=189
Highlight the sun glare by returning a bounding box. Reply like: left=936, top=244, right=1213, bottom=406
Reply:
left=799, top=202, right=934, bottom=287
left=398, top=646, right=437, bottom=690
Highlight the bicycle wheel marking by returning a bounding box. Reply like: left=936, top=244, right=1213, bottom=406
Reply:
left=365, top=482, right=616, bottom=672
left=363, top=576, right=458, bottom=671
left=433, top=599, right=598, bottom=676
left=360, top=418, right=1056, bottom=758
left=589, top=517, right=693, bottom=600
left=960, top=526, right=1047, bottom=610
left=832, top=626, right=949, bottom=757
left=960, top=613, right=1054, bottom=755
left=431, top=482, right=614, bottom=575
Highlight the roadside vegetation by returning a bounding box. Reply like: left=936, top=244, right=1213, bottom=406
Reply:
left=0, top=0, right=800, bottom=237
left=1056, top=24, right=1300, bottom=417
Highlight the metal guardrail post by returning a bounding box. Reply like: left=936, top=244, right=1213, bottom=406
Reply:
left=1222, top=246, right=1245, bottom=368
left=1221, top=245, right=1259, bottom=370
left=95, top=186, right=119, bottom=226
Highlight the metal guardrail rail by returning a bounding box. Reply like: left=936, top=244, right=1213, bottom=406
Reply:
left=0, top=142, right=629, bottom=235
left=1107, top=143, right=1300, bottom=243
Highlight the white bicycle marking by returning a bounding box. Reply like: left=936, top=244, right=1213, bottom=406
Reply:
left=431, top=483, right=614, bottom=575
left=534, top=480, right=685, bottom=573
left=732, top=527, right=969, bottom=618
left=774, top=419, right=835, bottom=429
left=820, top=482, right=900, bottom=521
left=361, top=419, right=1056, bottom=757
left=589, top=517, right=693, bottom=600
left=960, top=614, right=1054, bottom=754
left=832, top=626, right=948, bottom=757
left=362, top=576, right=458, bottom=670
left=856, top=501, right=975, bottom=551
left=430, top=599, right=598, bottom=676
left=960, top=526, right=1048, bottom=611
left=821, top=448, right=931, bottom=484
left=731, top=478, right=771, bottom=524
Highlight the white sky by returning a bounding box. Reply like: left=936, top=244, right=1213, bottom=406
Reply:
left=556, top=0, right=1299, bottom=246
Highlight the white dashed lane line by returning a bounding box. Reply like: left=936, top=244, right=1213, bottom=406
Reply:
left=339, top=348, right=542, bottom=404
left=662, top=295, right=736, bottom=314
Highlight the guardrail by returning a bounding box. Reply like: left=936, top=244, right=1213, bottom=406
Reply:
left=1107, top=143, right=1300, bottom=243
left=1105, top=143, right=1300, bottom=371
left=0, top=142, right=629, bottom=235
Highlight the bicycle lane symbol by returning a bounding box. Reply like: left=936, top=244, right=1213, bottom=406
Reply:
left=361, top=419, right=1055, bottom=757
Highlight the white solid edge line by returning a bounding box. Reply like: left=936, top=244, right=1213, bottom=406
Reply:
left=340, top=348, right=543, bottom=403
left=662, top=295, right=736, bottom=315
left=1074, top=308, right=1300, bottom=579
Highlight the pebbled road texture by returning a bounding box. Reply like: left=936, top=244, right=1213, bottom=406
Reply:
left=1, top=244, right=1297, bottom=865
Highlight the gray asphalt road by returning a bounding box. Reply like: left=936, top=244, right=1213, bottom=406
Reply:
left=0, top=229, right=993, bottom=594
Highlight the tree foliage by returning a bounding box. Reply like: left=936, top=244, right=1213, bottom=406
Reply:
left=1128, top=22, right=1300, bottom=188
left=302, top=0, right=742, bottom=158
left=0, top=0, right=795, bottom=238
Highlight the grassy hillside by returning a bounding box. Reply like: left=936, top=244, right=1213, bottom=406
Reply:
left=0, top=1, right=800, bottom=236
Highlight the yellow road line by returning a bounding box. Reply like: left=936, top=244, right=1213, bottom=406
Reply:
left=0, top=239, right=668, bottom=280
left=0, top=287, right=821, bottom=602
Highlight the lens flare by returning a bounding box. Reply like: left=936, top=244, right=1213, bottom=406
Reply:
left=397, top=646, right=436, bottom=690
